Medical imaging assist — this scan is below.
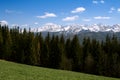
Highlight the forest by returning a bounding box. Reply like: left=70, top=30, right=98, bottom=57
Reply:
left=0, top=25, right=120, bottom=78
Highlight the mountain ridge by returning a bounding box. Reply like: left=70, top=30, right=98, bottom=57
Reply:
left=1, top=21, right=120, bottom=33
left=31, top=23, right=120, bottom=33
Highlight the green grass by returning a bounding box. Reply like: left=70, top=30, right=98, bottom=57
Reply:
left=0, top=60, right=119, bottom=80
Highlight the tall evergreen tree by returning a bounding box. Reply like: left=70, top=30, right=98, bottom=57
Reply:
left=38, top=32, right=46, bottom=66
left=82, top=37, right=91, bottom=72
left=10, top=27, right=20, bottom=62
left=70, top=35, right=81, bottom=71
left=19, top=28, right=27, bottom=63
left=1, top=26, right=12, bottom=60
left=90, top=39, right=100, bottom=74
left=0, top=25, right=3, bottom=59
left=65, top=38, right=73, bottom=70
left=49, top=35, right=61, bottom=68
left=41, top=32, right=50, bottom=67
left=59, top=34, right=71, bottom=70
left=34, top=33, right=41, bottom=65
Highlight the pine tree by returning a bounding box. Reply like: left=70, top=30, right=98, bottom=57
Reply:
left=38, top=32, right=46, bottom=66
left=49, top=35, right=61, bottom=68
left=84, top=53, right=94, bottom=73
left=1, top=26, right=12, bottom=60
left=40, top=32, right=50, bottom=67
left=82, top=37, right=91, bottom=72
left=0, top=25, right=3, bottom=59
left=91, top=39, right=100, bottom=74
left=65, top=38, right=71, bottom=59
left=19, top=28, right=27, bottom=63
left=59, top=34, right=72, bottom=70
left=10, top=27, right=20, bottom=62
left=22, top=30, right=38, bottom=65
left=70, top=35, right=81, bottom=71
left=34, top=33, right=41, bottom=65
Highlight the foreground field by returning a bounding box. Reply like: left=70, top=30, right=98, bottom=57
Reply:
left=0, top=60, right=119, bottom=80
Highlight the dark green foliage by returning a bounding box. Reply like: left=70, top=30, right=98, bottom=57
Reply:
left=40, top=32, right=49, bottom=67
left=0, top=25, right=120, bottom=78
left=0, top=25, right=3, bottom=59
left=49, top=35, right=61, bottom=68
left=1, top=26, right=12, bottom=60
left=70, top=35, right=82, bottom=71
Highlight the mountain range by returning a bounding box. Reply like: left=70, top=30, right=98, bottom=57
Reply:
left=1, top=21, right=120, bottom=33
left=31, top=23, right=120, bottom=33
left=30, top=23, right=120, bottom=41
left=1, top=21, right=120, bottom=41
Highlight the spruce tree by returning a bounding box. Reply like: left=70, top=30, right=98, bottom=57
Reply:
left=82, top=37, right=91, bottom=72
left=49, top=35, right=61, bottom=68
left=2, top=26, right=12, bottom=60
left=0, top=25, right=3, bottom=59
left=59, top=34, right=71, bottom=70
left=70, top=35, right=81, bottom=71
left=41, top=32, right=50, bottom=67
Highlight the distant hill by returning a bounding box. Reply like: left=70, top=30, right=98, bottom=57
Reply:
left=39, top=31, right=120, bottom=43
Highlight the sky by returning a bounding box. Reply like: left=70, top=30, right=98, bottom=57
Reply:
left=0, top=0, right=120, bottom=28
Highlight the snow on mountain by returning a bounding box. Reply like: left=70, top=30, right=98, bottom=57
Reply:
left=33, top=23, right=63, bottom=32
left=31, top=23, right=120, bottom=33
left=111, top=24, right=120, bottom=32
left=0, top=20, right=8, bottom=26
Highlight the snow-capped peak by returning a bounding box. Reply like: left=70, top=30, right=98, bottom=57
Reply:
left=0, top=20, right=8, bottom=26
left=35, top=23, right=63, bottom=32
left=31, top=23, right=120, bottom=33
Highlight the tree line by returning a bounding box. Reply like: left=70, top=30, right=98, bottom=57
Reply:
left=0, top=25, right=120, bottom=78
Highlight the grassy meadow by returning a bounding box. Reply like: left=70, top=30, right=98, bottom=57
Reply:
left=0, top=60, right=119, bottom=80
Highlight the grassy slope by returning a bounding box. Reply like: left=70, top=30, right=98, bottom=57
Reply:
left=0, top=60, right=119, bottom=80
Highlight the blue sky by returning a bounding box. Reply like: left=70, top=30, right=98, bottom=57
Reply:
left=0, top=0, right=120, bottom=27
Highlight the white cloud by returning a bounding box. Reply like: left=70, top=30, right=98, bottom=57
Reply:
left=34, top=22, right=38, bottom=25
left=109, top=7, right=115, bottom=13
left=0, top=20, right=8, bottom=26
left=94, top=16, right=111, bottom=20
left=118, top=8, right=120, bottom=12
left=5, top=9, right=23, bottom=14
left=21, top=24, right=28, bottom=27
left=93, top=0, right=98, bottom=4
left=109, top=7, right=120, bottom=13
left=93, top=0, right=105, bottom=4
left=83, top=19, right=91, bottom=22
left=62, top=15, right=79, bottom=21
left=71, top=7, right=85, bottom=13
left=100, top=0, right=104, bottom=3
left=5, top=9, right=14, bottom=13
left=111, top=7, right=115, bottom=11
left=11, top=24, right=19, bottom=27
left=45, top=23, right=57, bottom=26
left=36, top=12, right=57, bottom=19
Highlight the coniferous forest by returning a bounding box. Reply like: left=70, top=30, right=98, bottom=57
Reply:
left=0, top=25, right=120, bottom=78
